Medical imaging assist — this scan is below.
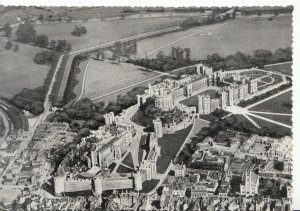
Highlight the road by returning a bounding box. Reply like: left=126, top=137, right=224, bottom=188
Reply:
left=0, top=54, right=64, bottom=179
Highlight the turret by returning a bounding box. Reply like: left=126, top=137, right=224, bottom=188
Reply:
left=133, top=171, right=142, bottom=191
left=54, top=166, right=65, bottom=196
left=93, top=177, right=103, bottom=196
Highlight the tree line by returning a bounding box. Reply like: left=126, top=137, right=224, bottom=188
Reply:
left=8, top=21, right=72, bottom=52
left=127, top=47, right=292, bottom=73
left=126, top=46, right=196, bottom=72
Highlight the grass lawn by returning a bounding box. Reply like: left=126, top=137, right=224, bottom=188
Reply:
left=251, top=116, right=292, bottom=136
left=180, top=89, right=219, bottom=107
left=136, top=15, right=292, bottom=59
left=138, top=135, right=148, bottom=164
left=252, top=113, right=292, bottom=126
left=116, top=164, right=132, bottom=174
left=264, top=62, right=293, bottom=76
left=34, top=17, right=187, bottom=51
left=249, top=90, right=292, bottom=114
left=121, top=152, right=135, bottom=169
left=81, top=60, right=159, bottom=100
left=0, top=39, right=49, bottom=98
left=157, top=125, right=193, bottom=173
left=141, top=179, right=160, bottom=193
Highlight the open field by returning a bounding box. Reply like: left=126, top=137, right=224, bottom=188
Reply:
left=157, top=125, right=192, bottom=173
left=141, top=179, right=160, bottom=193
left=0, top=39, right=49, bottom=98
left=34, top=17, right=188, bottom=51
left=180, top=89, right=218, bottom=107
left=264, top=62, right=293, bottom=76
left=253, top=113, right=292, bottom=126
left=249, top=90, right=292, bottom=114
left=79, top=60, right=160, bottom=100
left=251, top=116, right=292, bottom=136
left=121, top=153, right=135, bottom=169
left=136, top=15, right=292, bottom=59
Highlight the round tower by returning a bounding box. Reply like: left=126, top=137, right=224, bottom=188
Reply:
left=54, top=166, right=65, bottom=196
left=93, top=177, right=103, bottom=196
left=133, top=171, right=142, bottom=192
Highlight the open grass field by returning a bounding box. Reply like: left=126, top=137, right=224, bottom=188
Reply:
left=34, top=17, right=187, bottom=51
left=249, top=90, right=292, bottom=114
left=121, top=152, right=135, bottom=169
left=180, top=89, right=218, bottom=107
left=253, top=113, right=292, bottom=126
left=264, top=62, right=293, bottom=76
left=141, top=179, right=160, bottom=193
left=157, top=125, right=192, bottom=173
left=80, top=60, right=160, bottom=100
left=136, top=15, right=292, bottom=59
left=0, top=39, right=49, bottom=98
left=251, top=116, right=292, bottom=136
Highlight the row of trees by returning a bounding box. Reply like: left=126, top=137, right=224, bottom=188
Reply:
left=15, top=21, right=72, bottom=52
left=205, top=47, right=292, bottom=71
left=127, top=46, right=196, bottom=72
left=111, top=40, right=137, bottom=63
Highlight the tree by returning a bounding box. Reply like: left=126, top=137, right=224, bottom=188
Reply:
left=252, top=49, right=272, bottom=67
left=13, top=44, right=20, bottom=52
left=34, top=34, right=49, bottom=48
left=49, top=40, right=56, bottom=50
left=3, top=22, right=12, bottom=37
left=184, top=47, right=191, bottom=60
left=71, top=25, right=87, bottom=36
left=4, top=41, right=12, bottom=50
left=257, top=10, right=262, bottom=18
left=16, top=21, right=36, bottom=43
left=38, top=14, right=44, bottom=22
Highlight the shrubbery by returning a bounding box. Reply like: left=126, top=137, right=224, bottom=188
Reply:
left=71, top=25, right=87, bottom=36
left=33, top=51, right=59, bottom=65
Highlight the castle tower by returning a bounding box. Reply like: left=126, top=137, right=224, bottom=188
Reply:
left=133, top=171, right=143, bottom=191
left=219, top=91, right=227, bottom=109
left=228, top=88, right=234, bottom=106
left=153, top=118, right=163, bottom=138
left=54, top=166, right=65, bottom=196
left=93, top=177, right=103, bottom=196
left=104, top=112, right=115, bottom=126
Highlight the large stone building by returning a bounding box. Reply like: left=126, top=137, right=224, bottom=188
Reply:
left=137, top=64, right=263, bottom=117
left=240, top=171, right=259, bottom=196
left=140, top=132, right=161, bottom=180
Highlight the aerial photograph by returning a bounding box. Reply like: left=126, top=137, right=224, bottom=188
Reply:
left=0, top=4, right=293, bottom=211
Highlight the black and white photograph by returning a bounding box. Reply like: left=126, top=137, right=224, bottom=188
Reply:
left=0, top=1, right=297, bottom=210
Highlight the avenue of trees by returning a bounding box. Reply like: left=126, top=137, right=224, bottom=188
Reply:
left=16, top=21, right=72, bottom=52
